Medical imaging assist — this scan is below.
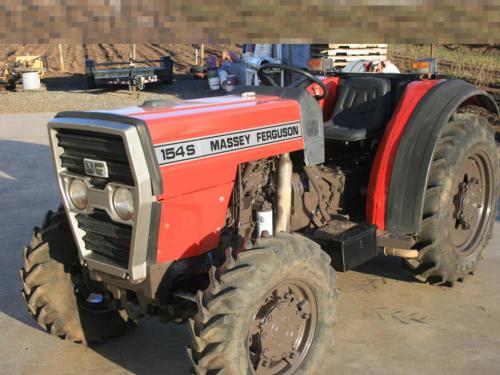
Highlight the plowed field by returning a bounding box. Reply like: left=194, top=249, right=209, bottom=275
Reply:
left=0, top=44, right=241, bottom=73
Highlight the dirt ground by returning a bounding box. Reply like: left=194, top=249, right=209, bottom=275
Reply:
left=0, top=74, right=223, bottom=113
left=0, top=44, right=241, bottom=73
left=1, top=44, right=499, bottom=118
left=0, top=44, right=241, bottom=113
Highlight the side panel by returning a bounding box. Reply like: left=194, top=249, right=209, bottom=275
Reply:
left=157, top=182, right=234, bottom=262
left=366, top=80, right=441, bottom=230
left=384, top=79, right=498, bottom=234
left=154, top=139, right=304, bottom=262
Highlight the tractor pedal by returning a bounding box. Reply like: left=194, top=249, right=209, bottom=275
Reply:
left=314, top=222, right=377, bottom=272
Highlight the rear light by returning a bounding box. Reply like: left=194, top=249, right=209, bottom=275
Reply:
left=410, top=58, right=438, bottom=76
left=411, top=61, right=430, bottom=70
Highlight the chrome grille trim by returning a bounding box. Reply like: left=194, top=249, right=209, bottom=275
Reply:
left=48, top=117, right=155, bottom=282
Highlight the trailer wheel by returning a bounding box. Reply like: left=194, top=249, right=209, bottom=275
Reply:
left=19, top=207, right=128, bottom=344
left=86, top=75, right=96, bottom=90
left=405, top=113, right=499, bottom=285
left=84, top=59, right=97, bottom=90
left=187, top=233, right=338, bottom=374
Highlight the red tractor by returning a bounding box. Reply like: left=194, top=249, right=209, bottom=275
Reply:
left=20, top=63, right=499, bottom=374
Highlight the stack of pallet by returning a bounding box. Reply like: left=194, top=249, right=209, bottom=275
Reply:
left=310, top=44, right=388, bottom=68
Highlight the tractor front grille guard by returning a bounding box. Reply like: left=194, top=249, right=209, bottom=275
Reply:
left=47, top=118, right=156, bottom=282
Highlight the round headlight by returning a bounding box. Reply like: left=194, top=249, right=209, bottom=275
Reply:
left=68, top=178, right=88, bottom=210
left=113, top=187, right=134, bottom=221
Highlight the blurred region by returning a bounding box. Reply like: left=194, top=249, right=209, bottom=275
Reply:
left=0, top=1, right=498, bottom=43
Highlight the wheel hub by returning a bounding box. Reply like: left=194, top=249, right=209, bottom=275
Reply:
left=248, top=280, right=317, bottom=374
left=450, top=151, right=493, bottom=255
left=456, top=178, right=482, bottom=230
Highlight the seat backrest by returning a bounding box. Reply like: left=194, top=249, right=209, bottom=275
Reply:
left=332, top=77, right=391, bottom=135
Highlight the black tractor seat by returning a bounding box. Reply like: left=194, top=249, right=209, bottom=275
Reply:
left=324, top=77, right=391, bottom=142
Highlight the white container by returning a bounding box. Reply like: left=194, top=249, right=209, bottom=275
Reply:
left=256, top=209, right=273, bottom=237
left=208, top=76, right=220, bottom=91
left=225, top=75, right=238, bottom=92
left=22, top=71, right=41, bottom=90
left=254, top=44, right=273, bottom=58
left=248, top=56, right=272, bottom=70
left=219, top=70, right=229, bottom=90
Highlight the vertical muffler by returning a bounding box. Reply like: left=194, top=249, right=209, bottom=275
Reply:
left=274, top=153, right=293, bottom=233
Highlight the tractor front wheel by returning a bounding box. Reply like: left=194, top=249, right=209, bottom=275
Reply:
left=406, top=113, right=499, bottom=285
left=187, top=233, right=338, bottom=374
left=19, top=207, right=128, bottom=344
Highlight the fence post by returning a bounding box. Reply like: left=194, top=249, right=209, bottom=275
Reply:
left=58, top=44, right=65, bottom=71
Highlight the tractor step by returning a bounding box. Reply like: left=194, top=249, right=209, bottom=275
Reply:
left=314, top=222, right=378, bottom=272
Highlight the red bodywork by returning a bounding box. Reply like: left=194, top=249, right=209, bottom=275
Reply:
left=365, top=80, right=441, bottom=230
left=106, top=96, right=303, bottom=261
left=102, top=78, right=439, bottom=262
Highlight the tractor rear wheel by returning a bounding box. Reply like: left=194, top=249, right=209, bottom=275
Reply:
left=405, top=113, right=499, bottom=285
left=19, top=207, right=128, bottom=344
left=187, top=233, right=338, bottom=374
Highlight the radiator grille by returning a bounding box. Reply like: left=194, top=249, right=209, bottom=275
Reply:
left=56, top=128, right=134, bottom=186
left=76, top=210, right=132, bottom=267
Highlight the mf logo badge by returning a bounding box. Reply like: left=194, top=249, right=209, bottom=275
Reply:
left=83, top=158, right=109, bottom=178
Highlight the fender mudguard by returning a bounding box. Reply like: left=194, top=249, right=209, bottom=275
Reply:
left=386, top=79, right=499, bottom=235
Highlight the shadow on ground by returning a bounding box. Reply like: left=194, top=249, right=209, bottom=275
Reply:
left=0, top=139, right=190, bottom=374
left=353, top=255, right=416, bottom=283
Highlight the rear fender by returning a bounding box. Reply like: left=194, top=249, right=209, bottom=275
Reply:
left=385, top=79, right=498, bottom=235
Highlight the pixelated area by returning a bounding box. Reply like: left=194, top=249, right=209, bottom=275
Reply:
left=0, top=1, right=498, bottom=43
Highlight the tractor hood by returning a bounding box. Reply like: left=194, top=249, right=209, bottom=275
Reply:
left=103, top=94, right=302, bottom=146
left=53, top=92, right=307, bottom=200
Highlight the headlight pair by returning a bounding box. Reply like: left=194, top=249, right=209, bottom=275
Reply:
left=68, top=178, right=134, bottom=221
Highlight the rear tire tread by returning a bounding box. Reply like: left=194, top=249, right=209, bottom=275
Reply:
left=406, top=113, right=499, bottom=285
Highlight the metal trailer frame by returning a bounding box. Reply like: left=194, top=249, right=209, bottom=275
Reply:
left=85, top=56, right=173, bottom=91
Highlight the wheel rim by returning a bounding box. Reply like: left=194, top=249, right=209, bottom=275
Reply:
left=449, top=150, right=494, bottom=255
left=247, top=279, right=318, bottom=374
left=72, top=266, right=112, bottom=313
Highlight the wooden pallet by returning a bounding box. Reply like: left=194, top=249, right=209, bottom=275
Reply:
left=331, top=55, right=386, bottom=62
left=311, top=43, right=388, bottom=67
left=325, top=48, right=387, bottom=56
left=328, top=43, right=388, bottom=49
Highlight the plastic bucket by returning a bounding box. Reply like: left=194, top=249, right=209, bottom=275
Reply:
left=22, top=71, right=40, bottom=90
left=219, top=70, right=229, bottom=89
left=208, top=76, right=220, bottom=90
left=225, top=75, right=238, bottom=92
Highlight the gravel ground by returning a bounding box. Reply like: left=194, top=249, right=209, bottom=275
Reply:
left=0, top=74, right=221, bottom=114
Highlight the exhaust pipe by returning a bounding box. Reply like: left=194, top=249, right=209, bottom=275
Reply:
left=275, top=153, right=293, bottom=233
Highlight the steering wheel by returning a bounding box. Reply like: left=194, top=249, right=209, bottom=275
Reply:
left=257, top=63, right=329, bottom=100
